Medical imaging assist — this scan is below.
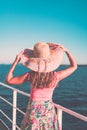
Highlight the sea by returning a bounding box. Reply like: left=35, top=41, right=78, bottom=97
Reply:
left=0, top=64, right=87, bottom=130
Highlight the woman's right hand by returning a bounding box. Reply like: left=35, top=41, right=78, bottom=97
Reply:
left=15, top=50, right=24, bottom=64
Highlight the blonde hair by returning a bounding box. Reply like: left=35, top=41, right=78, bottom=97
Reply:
left=30, top=71, right=55, bottom=88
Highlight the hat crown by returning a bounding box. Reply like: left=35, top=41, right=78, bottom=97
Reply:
left=34, top=42, right=50, bottom=58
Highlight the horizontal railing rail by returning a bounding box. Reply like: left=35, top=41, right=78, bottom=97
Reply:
left=0, top=82, right=87, bottom=130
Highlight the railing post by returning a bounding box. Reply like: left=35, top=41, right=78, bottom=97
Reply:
left=12, top=90, right=17, bottom=130
left=57, top=108, right=63, bottom=130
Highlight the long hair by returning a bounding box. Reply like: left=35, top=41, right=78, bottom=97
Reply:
left=29, top=71, right=55, bottom=88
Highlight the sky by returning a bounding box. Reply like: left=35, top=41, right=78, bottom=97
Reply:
left=0, top=0, right=87, bottom=64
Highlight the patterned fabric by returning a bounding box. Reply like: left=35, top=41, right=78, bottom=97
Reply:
left=20, top=100, right=59, bottom=130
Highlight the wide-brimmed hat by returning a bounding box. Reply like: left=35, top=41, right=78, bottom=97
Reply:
left=21, top=42, right=64, bottom=72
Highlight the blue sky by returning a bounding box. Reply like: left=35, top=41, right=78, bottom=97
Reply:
left=0, top=0, right=87, bottom=64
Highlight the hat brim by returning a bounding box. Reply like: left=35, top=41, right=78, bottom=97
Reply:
left=21, top=43, right=64, bottom=72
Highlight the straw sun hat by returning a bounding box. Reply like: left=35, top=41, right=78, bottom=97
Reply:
left=21, top=42, right=64, bottom=72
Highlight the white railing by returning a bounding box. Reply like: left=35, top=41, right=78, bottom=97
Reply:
left=0, top=82, right=87, bottom=130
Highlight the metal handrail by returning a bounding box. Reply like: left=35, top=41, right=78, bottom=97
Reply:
left=0, top=82, right=30, bottom=97
left=0, top=82, right=87, bottom=130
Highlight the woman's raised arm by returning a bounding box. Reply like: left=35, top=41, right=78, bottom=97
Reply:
left=6, top=51, right=29, bottom=85
left=57, top=47, right=77, bottom=81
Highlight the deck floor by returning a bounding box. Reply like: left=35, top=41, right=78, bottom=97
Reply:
left=0, top=120, right=9, bottom=130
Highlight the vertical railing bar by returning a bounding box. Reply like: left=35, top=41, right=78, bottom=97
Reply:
left=12, top=90, right=17, bottom=130
left=57, top=108, right=63, bottom=130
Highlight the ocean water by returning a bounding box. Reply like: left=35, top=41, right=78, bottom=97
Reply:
left=0, top=64, right=87, bottom=130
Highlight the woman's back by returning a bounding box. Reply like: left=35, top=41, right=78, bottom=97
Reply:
left=29, top=71, right=59, bottom=101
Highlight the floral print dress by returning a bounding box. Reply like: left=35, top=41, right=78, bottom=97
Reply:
left=20, top=100, right=59, bottom=130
